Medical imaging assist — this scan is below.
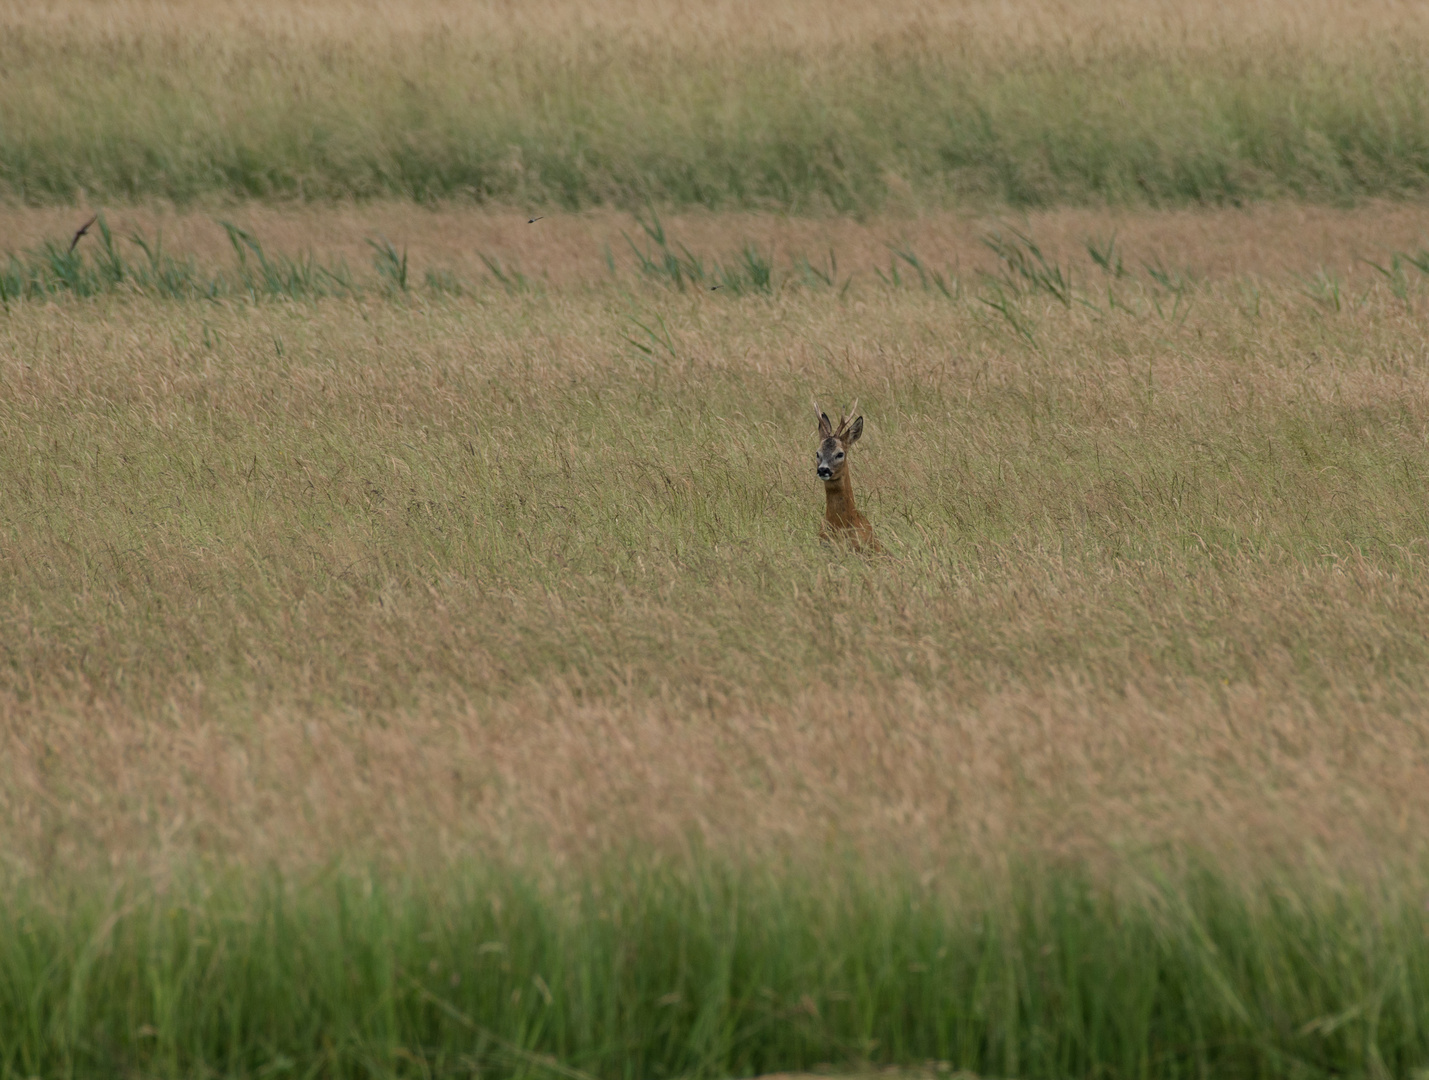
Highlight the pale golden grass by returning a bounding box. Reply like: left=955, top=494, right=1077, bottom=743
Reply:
left=6, top=0, right=1425, bottom=62
left=5, top=205, right=1429, bottom=886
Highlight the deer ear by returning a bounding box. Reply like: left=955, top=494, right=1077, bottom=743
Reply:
left=844, top=416, right=864, bottom=444
left=818, top=411, right=833, bottom=438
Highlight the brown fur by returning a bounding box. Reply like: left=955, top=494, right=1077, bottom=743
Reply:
left=814, top=404, right=882, bottom=554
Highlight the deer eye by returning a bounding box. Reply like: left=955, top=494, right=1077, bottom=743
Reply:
left=835, top=451, right=844, bottom=459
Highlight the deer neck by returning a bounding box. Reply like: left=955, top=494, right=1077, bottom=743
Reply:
left=823, top=469, right=859, bottom=524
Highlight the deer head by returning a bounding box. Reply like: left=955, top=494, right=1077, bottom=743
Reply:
left=814, top=402, right=864, bottom=482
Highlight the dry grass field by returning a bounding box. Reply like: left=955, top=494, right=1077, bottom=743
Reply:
left=7, top=201, right=1429, bottom=1078
left=7, top=2, right=1429, bottom=1075
left=6, top=201, right=1429, bottom=880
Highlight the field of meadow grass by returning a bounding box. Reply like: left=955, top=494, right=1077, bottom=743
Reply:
left=6, top=0, right=1429, bottom=1076
left=6, top=0, right=1429, bottom=209
left=4, top=201, right=1429, bottom=1077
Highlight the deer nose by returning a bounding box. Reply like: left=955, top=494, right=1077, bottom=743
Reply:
left=817, top=465, right=832, bottom=479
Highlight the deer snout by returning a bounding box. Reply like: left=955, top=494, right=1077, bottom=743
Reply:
left=817, top=464, right=833, bottom=479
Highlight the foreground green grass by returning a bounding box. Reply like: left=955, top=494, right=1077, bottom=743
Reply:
left=3, top=860, right=1428, bottom=1080
left=6, top=0, right=1429, bottom=209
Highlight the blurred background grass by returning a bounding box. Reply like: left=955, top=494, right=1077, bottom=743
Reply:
left=5, top=0, right=1429, bottom=210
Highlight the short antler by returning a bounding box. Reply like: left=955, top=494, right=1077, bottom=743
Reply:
left=837, top=397, right=860, bottom=437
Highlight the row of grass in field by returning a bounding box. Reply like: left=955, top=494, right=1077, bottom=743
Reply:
left=8, top=14, right=1429, bottom=211
left=3, top=858, right=1427, bottom=1080
left=0, top=213, right=1018, bottom=305
left=0, top=213, right=785, bottom=304
left=0, top=217, right=422, bottom=305
left=12, top=213, right=1429, bottom=344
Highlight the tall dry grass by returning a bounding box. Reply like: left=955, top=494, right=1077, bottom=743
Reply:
left=4, top=204, right=1429, bottom=882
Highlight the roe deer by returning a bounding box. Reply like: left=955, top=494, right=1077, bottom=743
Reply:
left=814, top=402, right=882, bottom=553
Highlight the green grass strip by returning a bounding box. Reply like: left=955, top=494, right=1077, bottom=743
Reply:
left=1, top=860, right=1426, bottom=1079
